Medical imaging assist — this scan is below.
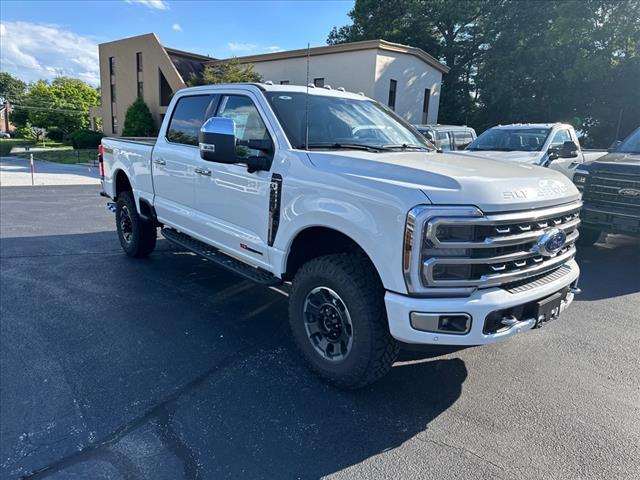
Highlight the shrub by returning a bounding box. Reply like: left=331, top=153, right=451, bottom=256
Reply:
left=69, top=129, right=104, bottom=149
left=122, top=98, right=156, bottom=137
left=16, top=123, right=37, bottom=141
left=46, top=127, right=66, bottom=142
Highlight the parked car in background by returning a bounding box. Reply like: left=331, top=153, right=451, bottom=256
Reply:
left=0, top=132, right=11, bottom=139
left=100, top=83, right=582, bottom=389
left=453, top=123, right=606, bottom=179
left=414, top=124, right=476, bottom=151
left=573, top=127, right=640, bottom=245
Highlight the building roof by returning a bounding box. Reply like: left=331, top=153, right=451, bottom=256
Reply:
left=164, top=48, right=213, bottom=84
left=209, top=39, right=450, bottom=74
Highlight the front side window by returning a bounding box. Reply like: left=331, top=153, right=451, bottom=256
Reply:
left=617, top=127, right=640, bottom=153
left=217, top=95, right=269, bottom=157
left=166, top=95, right=215, bottom=145
left=437, top=131, right=452, bottom=151
left=549, top=129, right=572, bottom=148
left=467, top=128, right=551, bottom=152
left=266, top=92, right=431, bottom=151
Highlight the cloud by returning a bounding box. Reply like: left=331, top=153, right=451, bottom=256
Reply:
left=125, top=0, right=169, bottom=10
left=265, top=46, right=283, bottom=52
left=172, top=23, right=182, bottom=32
left=0, top=21, right=99, bottom=86
left=227, top=42, right=257, bottom=53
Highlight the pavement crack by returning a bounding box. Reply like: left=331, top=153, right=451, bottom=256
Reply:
left=20, top=333, right=282, bottom=479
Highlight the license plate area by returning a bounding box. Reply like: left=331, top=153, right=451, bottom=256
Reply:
left=535, top=292, right=563, bottom=326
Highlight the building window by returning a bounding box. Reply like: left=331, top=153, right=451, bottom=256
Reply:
left=280, top=80, right=290, bottom=85
left=137, top=81, right=143, bottom=99
left=111, top=116, right=118, bottom=134
left=422, top=88, right=431, bottom=124
left=388, top=79, right=397, bottom=110
left=110, top=83, right=116, bottom=102
left=159, top=69, right=173, bottom=107
left=313, top=78, right=324, bottom=88
left=109, top=57, right=115, bottom=76
left=136, top=52, right=143, bottom=73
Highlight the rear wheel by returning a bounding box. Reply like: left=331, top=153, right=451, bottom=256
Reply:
left=116, top=191, right=156, bottom=257
left=577, top=227, right=603, bottom=246
left=289, top=253, right=398, bottom=390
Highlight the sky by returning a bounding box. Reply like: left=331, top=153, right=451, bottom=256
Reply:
left=0, top=0, right=354, bottom=86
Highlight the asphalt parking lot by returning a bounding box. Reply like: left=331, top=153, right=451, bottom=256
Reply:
left=1, top=184, right=639, bottom=480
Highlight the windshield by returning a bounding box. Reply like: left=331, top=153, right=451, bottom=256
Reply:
left=617, top=128, right=640, bottom=153
left=265, top=92, right=432, bottom=151
left=466, top=127, right=551, bottom=152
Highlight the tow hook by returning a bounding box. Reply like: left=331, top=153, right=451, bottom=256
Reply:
left=106, top=202, right=116, bottom=213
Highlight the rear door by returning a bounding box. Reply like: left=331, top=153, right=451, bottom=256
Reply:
left=151, top=94, right=218, bottom=233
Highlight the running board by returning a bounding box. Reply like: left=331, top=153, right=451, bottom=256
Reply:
left=161, top=228, right=282, bottom=286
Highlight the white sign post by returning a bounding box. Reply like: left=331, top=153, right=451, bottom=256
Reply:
left=30, top=153, right=35, bottom=186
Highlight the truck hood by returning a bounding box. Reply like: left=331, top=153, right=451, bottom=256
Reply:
left=449, top=150, right=542, bottom=164
left=585, top=151, right=640, bottom=175
left=307, top=150, right=580, bottom=212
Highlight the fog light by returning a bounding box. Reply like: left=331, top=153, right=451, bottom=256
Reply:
left=410, top=312, right=471, bottom=335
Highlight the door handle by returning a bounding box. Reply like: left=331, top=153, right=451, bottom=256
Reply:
left=153, top=158, right=166, bottom=166
left=195, top=167, right=211, bottom=176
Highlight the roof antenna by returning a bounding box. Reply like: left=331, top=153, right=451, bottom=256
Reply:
left=304, top=42, right=310, bottom=150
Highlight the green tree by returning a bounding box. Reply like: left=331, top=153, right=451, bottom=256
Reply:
left=122, top=98, right=156, bottom=136
left=12, top=77, right=100, bottom=134
left=188, top=58, right=263, bottom=86
left=0, top=72, right=26, bottom=102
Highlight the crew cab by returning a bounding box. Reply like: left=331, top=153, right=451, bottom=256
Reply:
left=453, top=123, right=606, bottom=179
left=100, top=84, right=582, bottom=389
left=573, top=127, right=640, bottom=245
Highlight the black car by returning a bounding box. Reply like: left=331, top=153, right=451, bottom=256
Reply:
left=414, top=124, right=476, bottom=151
left=573, top=127, right=640, bottom=245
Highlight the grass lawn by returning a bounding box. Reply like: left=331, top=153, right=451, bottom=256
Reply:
left=16, top=149, right=99, bottom=165
left=0, top=138, right=68, bottom=156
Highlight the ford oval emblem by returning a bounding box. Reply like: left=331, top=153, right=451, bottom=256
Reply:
left=619, top=188, right=640, bottom=198
left=535, top=228, right=567, bottom=257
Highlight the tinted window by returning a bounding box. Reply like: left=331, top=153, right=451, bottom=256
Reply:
left=549, top=129, right=572, bottom=148
left=467, top=128, right=551, bottom=152
left=217, top=95, right=269, bottom=157
left=618, top=127, right=640, bottom=153
left=437, top=131, right=452, bottom=150
left=167, top=95, right=214, bottom=145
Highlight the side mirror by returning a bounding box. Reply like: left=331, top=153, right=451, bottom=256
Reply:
left=199, top=117, right=273, bottom=172
left=559, top=141, right=579, bottom=158
left=607, top=140, right=622, bottom=153
left=199, top=117, right=237, bottom=163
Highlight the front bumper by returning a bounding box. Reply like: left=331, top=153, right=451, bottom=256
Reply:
left=581, top=204, right=640, bottom=236
left=385, top=259, right=580, bottom=346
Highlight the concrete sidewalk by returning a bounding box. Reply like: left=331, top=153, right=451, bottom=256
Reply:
left=0, top=156, right=100, bottom=186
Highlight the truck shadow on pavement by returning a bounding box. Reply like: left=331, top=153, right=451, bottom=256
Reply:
left=2, top=232, right=467, bottom=479
left=574, top=234, right=640, bottom=301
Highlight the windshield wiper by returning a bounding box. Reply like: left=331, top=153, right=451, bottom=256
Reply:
left=302, top=143, right=389, bottom=152
left=382, top=143, right=430, bottom=151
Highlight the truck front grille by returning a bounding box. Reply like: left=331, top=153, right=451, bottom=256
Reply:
left=421, top=202, right=581, bottom=288
left=582, top=171, right=640, bottom=211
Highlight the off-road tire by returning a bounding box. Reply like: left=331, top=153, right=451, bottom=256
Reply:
left=116, top=191, right=156, bottom=258
left=289, top=253, right=399, bottom=390
left=577, top=227, right=602, bottom=247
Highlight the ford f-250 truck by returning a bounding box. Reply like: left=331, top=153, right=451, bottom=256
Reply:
left=573, top=126, right=640, bottom=245
left=454, top=123, right=606, bottom=179
left=100, top=83, right=582, bottom=389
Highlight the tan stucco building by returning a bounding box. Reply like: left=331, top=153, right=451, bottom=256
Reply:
left=90, top=33, right=449, bottom=136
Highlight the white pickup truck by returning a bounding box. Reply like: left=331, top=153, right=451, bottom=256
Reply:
left=454, top=123, right=606, bottom=178
left=100, top=84, right=582, bottom=389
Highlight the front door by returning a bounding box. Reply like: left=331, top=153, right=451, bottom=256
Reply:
left=192, top=92, right=275, bottom=270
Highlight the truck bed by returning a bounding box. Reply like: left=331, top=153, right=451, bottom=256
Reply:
left=101, top=136, right=156, bottom=202
left=104, top=136, right=157, bottom=146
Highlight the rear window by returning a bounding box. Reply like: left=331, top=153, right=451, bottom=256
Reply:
left=166, top=95, right=216, bottom=145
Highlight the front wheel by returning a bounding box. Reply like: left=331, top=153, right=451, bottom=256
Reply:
left=115, top=191, right=157, bottom=258
left=288, top=254, right=399, bottom=390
